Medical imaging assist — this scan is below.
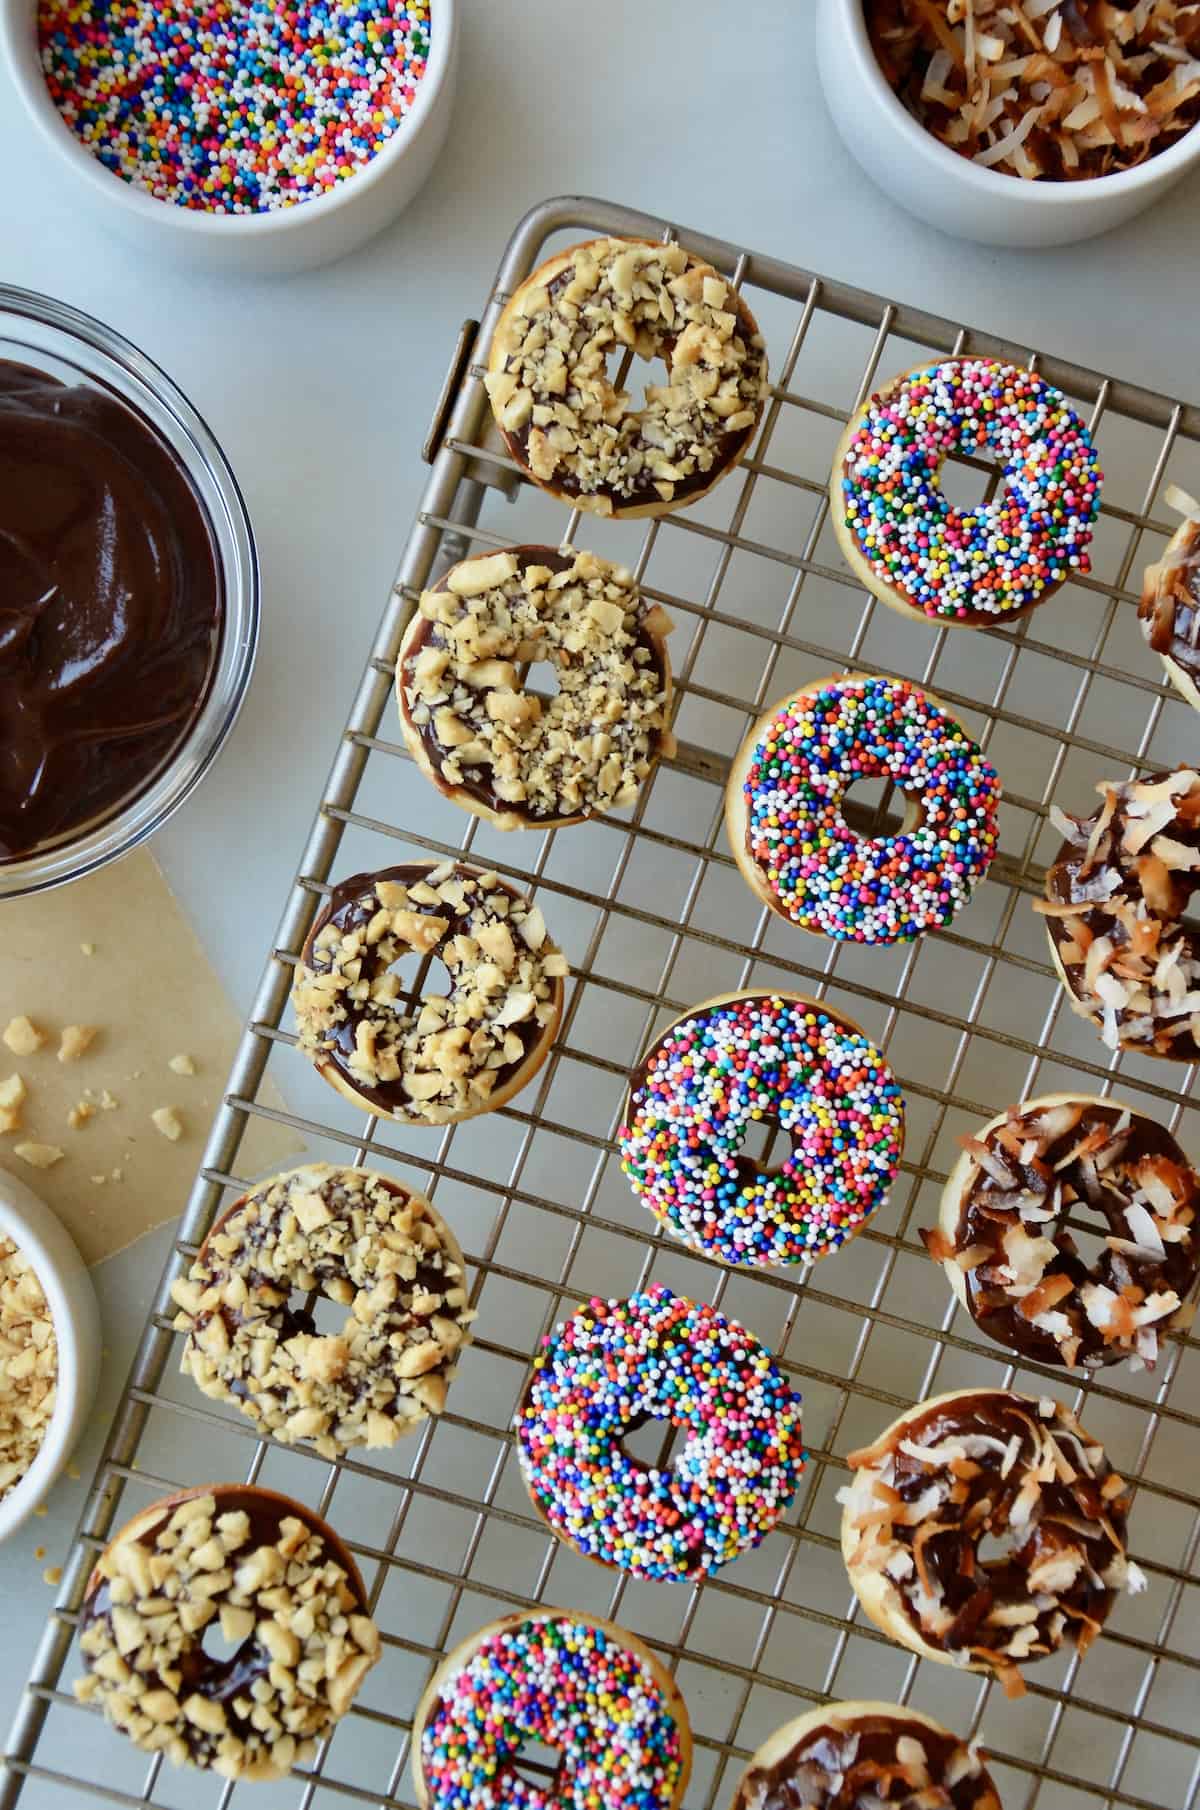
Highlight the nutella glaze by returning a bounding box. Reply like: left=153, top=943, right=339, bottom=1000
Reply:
left=0, top=360, right=223, bottom=860
left=731, top=1708, right=1000, bottom=1810
left=1039, top=767, right=1200, bottom=1060
left=842, top=1389, right=1141, bottom=1696
left=927, top=1098, right=1199, bottom=1372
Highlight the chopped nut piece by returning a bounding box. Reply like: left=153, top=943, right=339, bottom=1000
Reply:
left=80, top=943, right=95, bottom=957
left=3, top=1018, right=45, bottom=1058
left=168, top=1053, right=197, bottom=1077
left=98, top=1090, right=120, bottom=1112
left=151, top=1107, right=184, bottom=1143
left=0, top=1239, right=57, bottom=1501
left=14, top=1142, right=64, bottom=1171
left=57, top=1025, right=98, bottom=1064
left=67, top=1101, right=95, bottom=1131
left=0, top=1073, right=27, bottom=1136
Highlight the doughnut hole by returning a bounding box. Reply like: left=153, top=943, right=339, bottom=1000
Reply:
left=510, top=1738, right=563, bottom=1792
left=841, top=774, right=908, bottom=840
left=622, top=1417, right=693, bottom=1473
left=522, top=658, right=562, bottom=704
left=938, top=452, right=997, bottom=514
left=736, top=1115, right=791, bottom=1180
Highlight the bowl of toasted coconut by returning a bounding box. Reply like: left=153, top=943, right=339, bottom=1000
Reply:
left=817, top=0, right=1200, bottom=245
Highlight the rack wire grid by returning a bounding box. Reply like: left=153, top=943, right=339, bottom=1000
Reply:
left=6, top=193, right=1200, bottom=1810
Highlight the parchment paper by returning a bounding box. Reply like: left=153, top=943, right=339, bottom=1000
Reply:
left=1, top=850, right=301, bottom=1265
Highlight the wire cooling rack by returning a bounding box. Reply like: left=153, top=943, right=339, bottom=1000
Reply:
left=6, top=194, right=1200, bottom=1810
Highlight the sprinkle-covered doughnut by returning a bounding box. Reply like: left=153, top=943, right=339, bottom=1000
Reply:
left=925, top=1094, right=1200, bottom=1373
left=75, top=1485, right=379, bottom=1779
left=620, top=991, right=904, bottom=1268
left=833, top=358, right=1101, bottom=626
left=840, top=1388, right=1143, bottom=1697
left=414, top=1610, right=690, bottom=1810
left=485, top=237, right=768, bottom=520
left=728, top=1701, right=1001, bottom=1810
left=727, top=674, right=1000, bottom=943
left=515, top=1286, right=805, bottom=1581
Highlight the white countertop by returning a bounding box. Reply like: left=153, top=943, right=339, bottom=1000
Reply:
left=3, top=0, right=1199, bottom=1766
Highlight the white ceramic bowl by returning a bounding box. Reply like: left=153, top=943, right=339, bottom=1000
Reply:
left=816, top=0, right=1200, bottom=248
left=0, top=1169, right=101, bottom=1543
left=0, top=0, right=458, bottom=275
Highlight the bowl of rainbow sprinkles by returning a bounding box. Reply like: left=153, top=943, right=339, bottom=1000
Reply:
left=1, top=0, right=459, bottom=272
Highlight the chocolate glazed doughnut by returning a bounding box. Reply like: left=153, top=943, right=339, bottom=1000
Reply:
left=75, top=1484, right=379, bottom=1778
left=1139, top=491, right=1200, bottom=713
left=396, top=545, right=674, bottom=829
left=840, top=1389, right=1144, bottom=1698
left=291, top=861, right=567, bottom=1124
left=485, top=237, right=768, bottom=521
left=925, top=1094, right=1199, bottom=1372
left=727, top=1702, right=1001, bottom=1810
left=1038, top=766, right=1200, bottom=1060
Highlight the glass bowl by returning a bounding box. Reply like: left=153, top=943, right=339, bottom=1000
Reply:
left=0, top=285, right=259, bottom=898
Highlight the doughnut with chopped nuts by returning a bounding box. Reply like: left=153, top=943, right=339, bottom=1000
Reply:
left=75, top=1484, right=379, bottom=1779
left=1139, top=488, right=1200, bottom=713
left=925, top=1093, right=1199, bottom=1373
left=413, top=1609, right=690, bottom=1810
left=292, top=861, right=567, bottom=1124
left=397, top=546, right=675, bottom=829
left=0, top=1239, right=57, bottom=1498
left=485, top=237, right=768, bottom=520
left=727, top=1701, right=1001, bottom=1810
left=840, top=1388, right=1143, bottom=1697
left=1038, top=766, right=1200, bottom=1059
left=172, top=1164, right=474, bottom=1456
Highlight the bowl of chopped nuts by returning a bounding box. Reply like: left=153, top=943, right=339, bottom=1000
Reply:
left=816, top=0, right=1200, bottom=247
left=0, top=1166, right=101, bottom=1542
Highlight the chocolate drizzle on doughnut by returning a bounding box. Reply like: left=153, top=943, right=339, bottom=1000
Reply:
left=842, top=1390, right=1142, bottom=1697
left=926, top=1098, right=1199, bottom=1371
left=292, top=862, right=566, bottom=1123
left=1140, top=514, right=1200, bottom=683
left=732, top=1711, right=1000, bottom=1810
left=1038, top=767, right=1200, bottom=1058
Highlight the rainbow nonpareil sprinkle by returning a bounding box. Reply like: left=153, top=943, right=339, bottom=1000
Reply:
left=419, top=1614, right=685, bottom=1810
left=515, top=1286, right=805, bottom=1582
left=620, top=994, right=904, bottom=1267
left=37, top=1, right=431, bottom=214
left=841, top=359, right=1101, bottom=622
left=742, top=675, right=1000, bottom=943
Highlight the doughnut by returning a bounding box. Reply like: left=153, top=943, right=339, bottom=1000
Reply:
left=396, top=545, right=675, bottom=829
left=515, top=1285, right=805, bottom=1581
left=727, top=1701, right=1001, bottom=1810
left=170, top=1164, right=475, bottom=1456
left=925, top=1094, right=1199, bottom=1372
left=292, top=861, right=567, bottom=1123
left=833, top=357, right=1101, bottom=627
left=619, top=990, right=904, bottom=1268
left=726, top=674, right=1001, bottom=943
left=485, top=237, right=768, bottom=520
left=1139, top=488, right=1200, bottom=712
left=1038, top=766, right=1200, bottom=1059
left=840, top=1388, right=1143, bottom=1697
left=74, top=1484, right=379, bottom=1779
left=413, top=1609, right=690, bottom=1810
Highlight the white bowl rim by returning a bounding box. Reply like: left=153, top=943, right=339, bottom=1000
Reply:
left=1, top=0, right=456, bottom=237
left=829, top=0, right=1200, bottom=204
left=0, top=1174, right=99, bottom=1543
